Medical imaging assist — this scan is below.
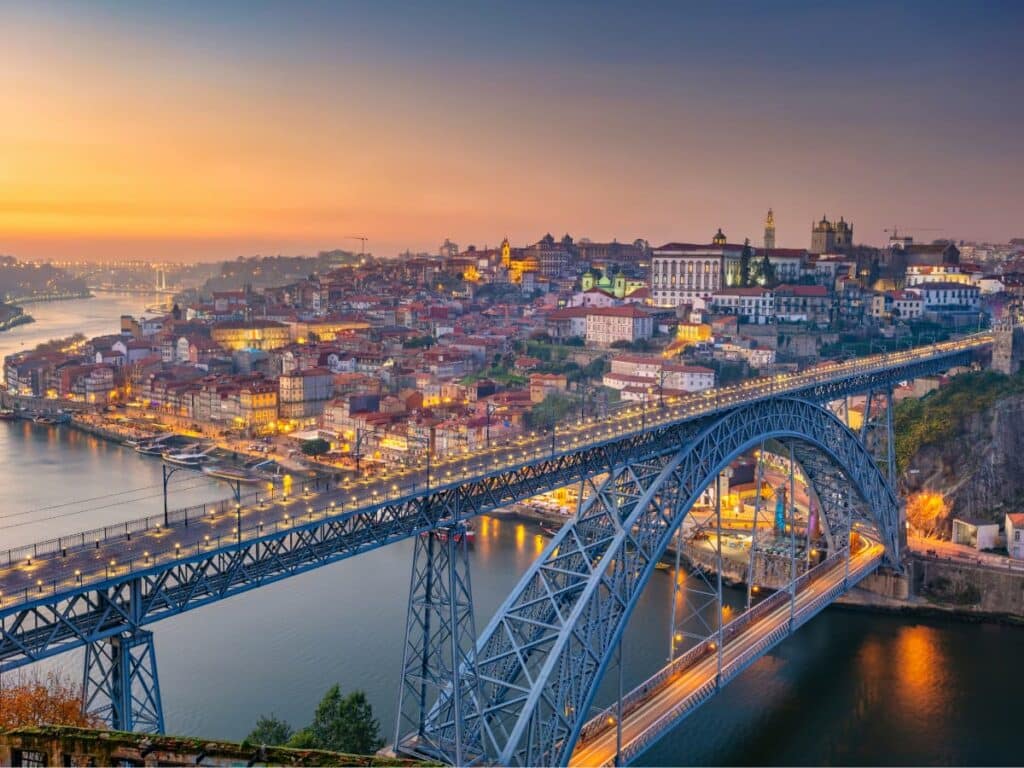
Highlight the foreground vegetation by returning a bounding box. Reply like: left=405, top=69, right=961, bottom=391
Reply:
left=245, top=684, right=384, bottom=755
left=894, top=369, right=1024, bottom=472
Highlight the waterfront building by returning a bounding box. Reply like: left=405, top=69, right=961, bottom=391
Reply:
left=278, top=367, right=335, bottom=426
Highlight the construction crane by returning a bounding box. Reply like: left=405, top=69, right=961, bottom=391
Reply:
left=883, top=226, right=943, bottom=238
left=345, top=235, right=368, bottom=259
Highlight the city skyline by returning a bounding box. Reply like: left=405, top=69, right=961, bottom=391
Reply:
left=2, top=0, right=1022, bottom=262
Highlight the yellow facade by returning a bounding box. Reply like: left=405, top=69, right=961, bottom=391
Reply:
left=212, top=324, right=291, bottom=351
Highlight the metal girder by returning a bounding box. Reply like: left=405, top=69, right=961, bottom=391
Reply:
left=82, top=628, right=164, bottom=733
left=439, top=397, right=900, bottom=767
left=395, top=524, right=483, bottom=766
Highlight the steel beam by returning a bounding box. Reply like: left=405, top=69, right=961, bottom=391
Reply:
left=395, top=524, right=482, bottom=766
left=82, top=628, right=163, bottom=733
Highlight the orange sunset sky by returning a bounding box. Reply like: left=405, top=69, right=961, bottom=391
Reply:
left=2, top=2, right=1021, bottom=262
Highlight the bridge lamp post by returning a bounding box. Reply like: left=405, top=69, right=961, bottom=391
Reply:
left=162, top=463, right=198, bottom=529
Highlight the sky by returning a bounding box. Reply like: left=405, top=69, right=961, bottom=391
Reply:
left=1, top=0, right=1021, bottom=262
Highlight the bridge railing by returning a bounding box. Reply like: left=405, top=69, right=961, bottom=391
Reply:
left=608, top=550, right=881, bottom=766
left=0, top=477, right=335, bottom=570
left=0, top=335, right=985, bottom=610
left=579, top=548, right=850, bottom=744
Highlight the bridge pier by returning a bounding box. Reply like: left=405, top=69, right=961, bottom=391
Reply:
left=394, top=524, right=482, bottom=766
left=82, top=629, right=164, bottom=734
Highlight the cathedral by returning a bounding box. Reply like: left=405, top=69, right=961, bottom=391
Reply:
left=810, top=215, right=853, bottom=253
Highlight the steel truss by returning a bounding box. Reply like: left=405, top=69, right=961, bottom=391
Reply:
left=0, top=348, right=966, bottom=676
left=82, top=628, right=164, bottom=733
left=428, top=397, right=900, bottom=766
left=395, top=524, right=483, bottom=766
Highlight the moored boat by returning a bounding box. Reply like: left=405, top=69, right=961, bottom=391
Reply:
left=201, top=463, right=264, bottom=484
left=162, top=446, right=215, bottom=468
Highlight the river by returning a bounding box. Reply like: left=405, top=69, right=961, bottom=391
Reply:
left=0, top=294, right=1018, bottom=765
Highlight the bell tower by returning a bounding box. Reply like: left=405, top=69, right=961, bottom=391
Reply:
left=764, top=209, right=776, bottom=250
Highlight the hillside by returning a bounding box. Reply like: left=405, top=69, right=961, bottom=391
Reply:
left=897, top=370, right=1024, bottom=531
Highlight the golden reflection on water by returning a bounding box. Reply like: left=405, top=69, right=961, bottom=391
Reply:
left=855, top=623, right=949, bottom=723
left=515, top=522, right=526, bottom=551
left=894, top=624, right=949, bottom=718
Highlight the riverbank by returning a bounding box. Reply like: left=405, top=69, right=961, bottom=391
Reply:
left=0, top=313, right=33, bottom=333
left=7, top=291, right=92, bottom=305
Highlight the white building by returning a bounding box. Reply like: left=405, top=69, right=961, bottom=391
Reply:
left=650, top=243, right=730, bottom=306
left=585, top=306, right=654, bottom=347
left=1007, top=513, right=1024, bottom=560
left=710, top=288, right=775, bottom=324
left=917, top=282, right=981, bottom=312
left=951, top=517, right=999, bottom=551
left=888, top=290, right=924, bottom=320
left=604, top=354, right=715, bottom=393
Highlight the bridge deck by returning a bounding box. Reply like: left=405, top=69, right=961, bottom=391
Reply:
left=0, top=336, right=985, bottom=621
left=570, top=541, right=884, bottom=767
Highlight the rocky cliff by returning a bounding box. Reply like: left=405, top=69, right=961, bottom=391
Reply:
left=899, top=372, right=1024, bottom=530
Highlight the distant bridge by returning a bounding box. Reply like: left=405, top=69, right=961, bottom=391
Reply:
left=0, top=334, right=991, bottom=760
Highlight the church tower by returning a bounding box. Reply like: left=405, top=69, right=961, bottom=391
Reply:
left=763, top=209, right=776, bottom=250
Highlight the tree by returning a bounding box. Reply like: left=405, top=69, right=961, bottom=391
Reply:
left=301, top=438, right=331, bottom=456
left=528, top=392, right=574, bottom=430
left=739, top=238, right=754, bottom=287
left=0, top=671, right=101, bottom=729
left=245, top=713, right=293, bottom=746
left=403, top=335, right=435, bottom=349
left=756, top=253, right=776, bottom=286
left=303, top=685, right=384, bottom=755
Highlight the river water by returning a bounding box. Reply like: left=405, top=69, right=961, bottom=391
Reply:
left=0, top=295, right=1018, bottom=765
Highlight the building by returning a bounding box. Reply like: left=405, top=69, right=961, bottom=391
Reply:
left=278, top=367, right=334, bottom=425
left=888, top=289, right=924, bottom=320
left=773, top=284, right=832, bottom=325
left=238, top=380, right=278, bottom=430
left=650, top=242, right=731, bottom=306
left=763, top=208, right=776, bottom=250
left=1007, top=513, right=1024, bottom=560
left=710, top=287, right=775, bottom=324
left=811, top=215, right=854, bottom=254
left=917, top=282, right=981, bottom=312
left=544, top=307, right=589, bottom=340
left=211, top=320, right=291, bottom=351
left=584, top=306, right=654, bottom=346
left=604, top=354, right=715, bottom=394
left=529, top=373, right=569, bottom=403
left=951, top=517, right=999, bottom=551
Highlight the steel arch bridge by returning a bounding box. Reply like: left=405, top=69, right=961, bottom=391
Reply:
left=412, top=397, right=897, bottom=766
left=0, top=335, right=991, bottom=756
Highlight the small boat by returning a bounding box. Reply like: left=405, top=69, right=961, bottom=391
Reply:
left=162, top=446, right=215, bottom=468
left=134, top=433, right=178, bottom=455
left=0, top=409, right=18, bottom=421
left=540, top=524, right=560, bottom=537
left=201, top=463, right=264, bottom=484
left=33, top=415, right=56, bottom=424
left=655, top=561, right=672, bottom=571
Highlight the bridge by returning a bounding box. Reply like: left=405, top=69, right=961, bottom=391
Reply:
left=0, top=334, right=991, bottom=763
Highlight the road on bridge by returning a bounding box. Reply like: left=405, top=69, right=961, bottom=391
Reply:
left=570, top=537, right=884, bottom=767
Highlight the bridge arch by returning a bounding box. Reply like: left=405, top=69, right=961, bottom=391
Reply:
left=440, top=397, right=899, bottom=766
